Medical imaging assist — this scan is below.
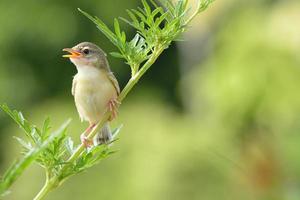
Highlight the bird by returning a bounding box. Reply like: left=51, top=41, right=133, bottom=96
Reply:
left=63, top=42, right=120, bottom=147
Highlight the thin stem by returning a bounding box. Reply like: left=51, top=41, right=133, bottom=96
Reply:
left=119, top=47, right=163, bottom=101
left=33, top=169, right=55, bottom=200
left=185, top=0, right=213, bottom=26
left=130, top=63, right=139, bottom=77
left=33, top=180, right=53, bottom=200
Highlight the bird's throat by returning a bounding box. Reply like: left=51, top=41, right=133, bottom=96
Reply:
left=75, top=65, right=101, bottom=77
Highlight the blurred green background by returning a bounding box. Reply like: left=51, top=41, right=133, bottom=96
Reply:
left=1, top=0, right=300, bottom=199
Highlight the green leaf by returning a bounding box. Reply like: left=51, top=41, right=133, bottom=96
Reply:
left=131, top=9, right=147, bottom=24
left=121, top=31, right=126, bottom=43
left=42, top=117, right=51, bottom=138
left=126, top=9, right=139, bottom=26
left=78, top=8, right=118, bottom=46
left=149, top=0, right=160, bottom=9
left=0, top=116, right=71, bottom=196
left=197, top=0, right=214, bottom=13
left=151, top=7, right=164, bottom=18
left=0, top=104, right=37, bottom=143
left=111, top=124, right=123, bottom=139
left=130, top=34, right=141, bottom=46
left=154, top=12, right=168, bottom=27
left=110, top=52, right=124, bottom=58
left=114, top=18, right=121, bottom=38
left=142, top=0, right=152, bottom=15
left=0, top=149, right=40, bottom=196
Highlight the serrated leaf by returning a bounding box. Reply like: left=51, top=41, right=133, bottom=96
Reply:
left=0, top=119, right=70, bottom=196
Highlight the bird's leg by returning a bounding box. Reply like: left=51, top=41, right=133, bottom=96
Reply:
left=108, top=98, right=120, bottom=121
left=81, top=123, right=95, bottom=148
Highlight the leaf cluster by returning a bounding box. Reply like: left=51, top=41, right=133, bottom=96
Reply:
left=56, top=126, right=121, bottom=183
left=79, top=0, right=214, bottom=75
left=0, top=104, right=68, bottom=196
left=0, top=104, right=121, bottom=194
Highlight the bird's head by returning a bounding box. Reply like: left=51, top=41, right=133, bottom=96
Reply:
left=63, top=42, right=109, bottom=70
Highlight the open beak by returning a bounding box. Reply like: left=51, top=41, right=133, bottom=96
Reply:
left=62, top=48, right=82, bottom=58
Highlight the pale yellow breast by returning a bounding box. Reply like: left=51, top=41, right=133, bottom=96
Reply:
left=74, top=67, right=117, bottom=123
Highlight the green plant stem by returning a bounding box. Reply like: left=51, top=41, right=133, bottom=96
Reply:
left=32, top=46, right=164, bottom=200
left=185, top=0, right=213, bottom=26
left=119, top=47, right=164, bottom=100
left=33, top=180, right=53, bottom=200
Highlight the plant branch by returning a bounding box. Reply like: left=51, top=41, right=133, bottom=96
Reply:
left=185, top=0, right=214, bottom=25
left=0, top=105, right=71, bottom=197
left=33, top=179, right=54, bottom=200
left=31, top=0, right=214, bottom=199
left=32, top=45, right=164, bottom=200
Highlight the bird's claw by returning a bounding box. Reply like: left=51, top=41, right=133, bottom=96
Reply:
left=80, top=133, right=93, bottom=148
left=108, top=98, right=120, bottom=121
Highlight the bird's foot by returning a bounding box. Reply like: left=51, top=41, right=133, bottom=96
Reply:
left=80, top=133, right=93, bottom=148
left=86, top=123, right=96, bottom=134
left=81, top=123, right=96, bottom=148
left=108, top=98, right=120, bottom=121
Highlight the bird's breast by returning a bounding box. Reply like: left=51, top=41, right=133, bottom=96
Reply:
left=74, top=68, right=116, bottom=123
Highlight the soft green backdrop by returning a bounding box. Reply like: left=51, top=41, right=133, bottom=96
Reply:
left=0, top=0, right=300, bottom=199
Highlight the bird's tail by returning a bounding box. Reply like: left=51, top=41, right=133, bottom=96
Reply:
left=93, top=122, right=112, bottom=145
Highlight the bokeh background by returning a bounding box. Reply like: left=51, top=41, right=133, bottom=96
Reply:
left=0, top=0, right=300, bottom=199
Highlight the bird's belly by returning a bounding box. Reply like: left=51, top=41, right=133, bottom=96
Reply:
left=74, top=79, right=116, bottom=123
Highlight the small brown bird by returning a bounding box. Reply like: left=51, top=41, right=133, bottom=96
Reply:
left=63, top=42, right=120, bottom=147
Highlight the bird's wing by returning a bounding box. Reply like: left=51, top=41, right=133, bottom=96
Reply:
left=72, top=76, right=77, bottom=96
left=107, top=72, right=120, bottom=95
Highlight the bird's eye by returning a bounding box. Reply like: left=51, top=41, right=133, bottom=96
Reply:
left=82, top=48, right=90, bottom=55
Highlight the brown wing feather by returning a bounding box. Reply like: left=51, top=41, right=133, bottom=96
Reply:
left=107, top=72, right=120, bottom=95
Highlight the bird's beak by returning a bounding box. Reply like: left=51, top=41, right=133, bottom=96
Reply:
left=62, top=48, right=82, bottom=58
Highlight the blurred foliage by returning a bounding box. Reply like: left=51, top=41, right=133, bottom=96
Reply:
left=0, top=104, right=121, bottom=199
left=183, top=0, right=300, bottom=199
left=1, top=0, right=300, bottom=199
left=0, top=105, right=70, bottom=197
